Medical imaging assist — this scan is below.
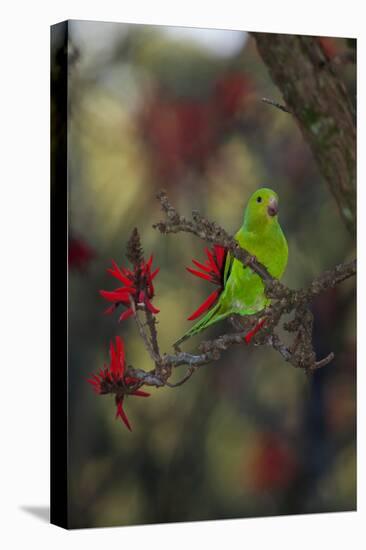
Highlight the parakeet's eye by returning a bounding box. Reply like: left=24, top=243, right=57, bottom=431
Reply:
left=257, top=196, right=262, bottom=203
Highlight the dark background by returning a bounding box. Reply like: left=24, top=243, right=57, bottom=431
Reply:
left=64, top=21, right=356, bottom=528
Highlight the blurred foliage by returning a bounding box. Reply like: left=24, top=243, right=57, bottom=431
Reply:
left=64, top=21, right=356, bottom=528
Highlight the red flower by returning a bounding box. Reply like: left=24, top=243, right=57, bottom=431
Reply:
left=186, top=245, right=227, bottom=320
left=215, top=72, right=252, bottom=118
left=244, top=319, right=266, bottom=344
left=88, top=336, right=150, bottom=431
left=140, top=97, right=216, bottom=182
left=68, top=236, right=95, bottom=271
left=317, top=36, right=339, bottom=60
left=248, top=433, right=298, bottom=492
left=100, top=255, right=160, bottom=322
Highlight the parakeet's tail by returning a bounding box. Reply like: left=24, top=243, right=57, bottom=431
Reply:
left=174, top=302, right=230, bottom=348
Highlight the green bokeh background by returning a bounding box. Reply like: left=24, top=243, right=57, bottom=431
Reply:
left=64, top=21, right=356, bottom=528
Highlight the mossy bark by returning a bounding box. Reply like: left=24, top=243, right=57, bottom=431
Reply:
left=252, top=33, right=356, bottom=237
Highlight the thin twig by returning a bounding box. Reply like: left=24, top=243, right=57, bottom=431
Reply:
left=313, top=352, right=335, bottom=370
left=166, top=367, right=196, bottom=387
left=145, top=309, right=160, bottom=359
left=261, top=97, right=292, bottom=113
left=130, top=297, right=161, bottom=364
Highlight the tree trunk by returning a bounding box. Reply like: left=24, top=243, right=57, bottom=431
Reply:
left=252, top=33, right=356, bottom=236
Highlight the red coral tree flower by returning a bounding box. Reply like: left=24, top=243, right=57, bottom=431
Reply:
left=186, top=244, right=227, bottom=320
left=187, top=244, right=266, bottom=343
left=68, top=235, right=95, bottom=271
left=248, top=433, right=298, bottom=492
left=100, top=228, right=160, bottom=322
left=317, top=36, right=339, bottom=61
left=244, top=318, right=266, bottom=344
left=88, top=336, right=150, bottom=431
left=214, top=72, right=252, bottom=118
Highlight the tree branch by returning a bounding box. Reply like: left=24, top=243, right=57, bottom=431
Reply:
left=153, top=190, right=276, bottom=286
left=120, top=193, right=356, bottom=389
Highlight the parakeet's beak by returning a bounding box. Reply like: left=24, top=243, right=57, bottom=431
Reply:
left=267, top=197, right=278, bottom=217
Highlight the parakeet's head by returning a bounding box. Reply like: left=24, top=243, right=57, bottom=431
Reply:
left=244, top=188, right=280, bottom=230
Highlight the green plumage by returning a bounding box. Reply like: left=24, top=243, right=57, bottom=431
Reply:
left=175, top=188, right=288, bottom=346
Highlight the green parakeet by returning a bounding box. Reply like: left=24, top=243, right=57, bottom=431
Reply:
left=175, top=188, right=288, bottom=346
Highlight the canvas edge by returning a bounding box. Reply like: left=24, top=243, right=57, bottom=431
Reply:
left=50, top=19, right=69, bottom=530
